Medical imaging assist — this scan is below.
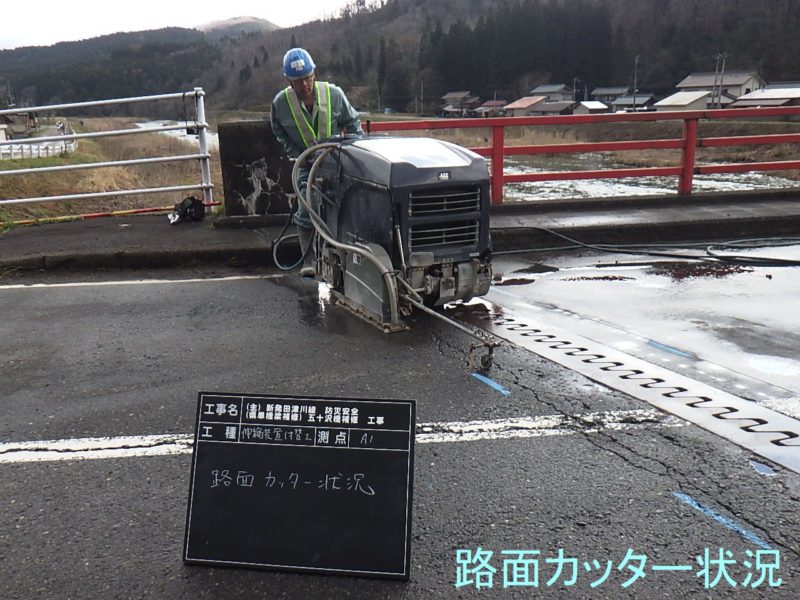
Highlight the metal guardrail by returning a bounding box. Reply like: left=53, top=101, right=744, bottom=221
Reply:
left=367, top=106, right=800, bottom=204
left=0, top=88, right=214, bottom=212
left=0, top=140, right=77, bottom=160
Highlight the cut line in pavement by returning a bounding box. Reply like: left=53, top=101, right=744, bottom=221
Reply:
left=452, top=299, right=800, bottom=475
left=0, top=409, right=684, bottom=464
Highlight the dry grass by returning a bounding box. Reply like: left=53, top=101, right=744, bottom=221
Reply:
left=600, top=120, right=800, bottom=181
left=0, top=117, right=222, bottom=225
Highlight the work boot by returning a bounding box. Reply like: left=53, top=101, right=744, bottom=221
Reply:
left=297, top=227, right=316, bottom=278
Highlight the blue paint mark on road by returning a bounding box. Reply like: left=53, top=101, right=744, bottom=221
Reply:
left=471, top=373, right=511, bottom=396
left=672, top=492, right=772, bottom=549
left=647, top=339, right=695, bottom=358
left=750, top=460, right=777, bottom=476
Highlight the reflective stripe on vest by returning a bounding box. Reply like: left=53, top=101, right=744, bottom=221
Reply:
left=284, top=81, right=332, bottom=149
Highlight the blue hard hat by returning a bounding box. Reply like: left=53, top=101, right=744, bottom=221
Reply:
left=283, top=48, right=316, bottom=80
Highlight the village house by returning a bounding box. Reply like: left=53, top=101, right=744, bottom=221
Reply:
left=503, top=96, right=546, bottom=117
left=591, top=86, right=629, bottom=103
left=527, top=101, right=576, bottom=116
left=0, top=112, right=38, bottom=138
left=473, top=100, right=507, bottom=117
left=676, top=70, right=766, bottom=108
left=731, top=83, right=800, bottom=109
left=572, top=100, right=609, bottom=115
left=440, top=91, right=481, bottom=117
left=654, top=90, right=710, bottom=112
left=529, top=84, right=574, bottom=102
left=611, top=93, right=655, bottom=111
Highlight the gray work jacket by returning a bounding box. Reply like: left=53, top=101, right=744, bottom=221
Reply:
left=270, top=81, right=362, bottom=159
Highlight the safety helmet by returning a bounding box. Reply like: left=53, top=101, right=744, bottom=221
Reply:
left=283, top=48, right=316, bottom=80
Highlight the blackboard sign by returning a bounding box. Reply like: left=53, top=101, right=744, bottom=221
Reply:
left=183, top=392, right=415, bottom=579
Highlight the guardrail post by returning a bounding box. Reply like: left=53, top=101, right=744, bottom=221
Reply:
left=194, top=87, right=214, bottom=214
left=491, top=125, right=504, bottom=204
left=678, top=118, right=698, bottom=195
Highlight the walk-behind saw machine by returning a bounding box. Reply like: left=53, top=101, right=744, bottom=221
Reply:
left=286, top=135, right=500, bottom=368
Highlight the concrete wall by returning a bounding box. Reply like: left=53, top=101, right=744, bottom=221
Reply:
left=218, top=120, right=293, bottom=216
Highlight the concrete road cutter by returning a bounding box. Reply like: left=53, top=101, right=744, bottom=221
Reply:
left=292, top=135, right=499, bottom=367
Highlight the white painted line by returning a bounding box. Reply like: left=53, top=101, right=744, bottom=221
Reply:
left=0, top=434, right=194, bottom=463
left=0, top=274, right=284, bottom=291
left=418, top=409, right=685, bottom=444
left=0, top=409, right=685, bottom=464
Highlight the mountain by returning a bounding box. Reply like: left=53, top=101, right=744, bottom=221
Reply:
left=0, top=28, right=219, bottom=109
left=196, top=17, right=279, bottom=41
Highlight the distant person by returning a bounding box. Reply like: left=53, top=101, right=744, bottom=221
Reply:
left=270, top=47, right=362, bottom=277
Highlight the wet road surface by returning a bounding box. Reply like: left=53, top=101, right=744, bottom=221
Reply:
left=486, top=244, right=800, bottom=416
left=1, top=264, right=799, bottom=598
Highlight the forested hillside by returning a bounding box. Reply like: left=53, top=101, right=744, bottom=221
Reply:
left=2, top=0, right=800, bottom=114
left=0, top=29, right=220, bottom=109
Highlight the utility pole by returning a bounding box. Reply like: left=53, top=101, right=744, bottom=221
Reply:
left=632, top=55, right=640, bottom=112
left=717, top=51, right=727, bottom=109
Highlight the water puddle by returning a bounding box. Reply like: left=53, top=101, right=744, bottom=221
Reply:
left=513, top=263, right=560, bottom=274
left=647, top=262, right=754, bottom=280
left=495, top=277, right=536, bottom=286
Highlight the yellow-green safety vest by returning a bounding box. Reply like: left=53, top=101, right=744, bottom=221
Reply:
left=284, top=81, right=332, bottom=149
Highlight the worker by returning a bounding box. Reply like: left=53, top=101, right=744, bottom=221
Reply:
left=270, top=47, right=362, bottom=277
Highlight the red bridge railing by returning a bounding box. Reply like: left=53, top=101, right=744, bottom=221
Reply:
left=366, top=106, right=800, bottom=204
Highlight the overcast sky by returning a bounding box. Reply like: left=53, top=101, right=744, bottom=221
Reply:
left=0, top=1, right=354, bottom=50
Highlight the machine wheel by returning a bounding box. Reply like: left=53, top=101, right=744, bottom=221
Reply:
left=480, top=353, right=493, bottom=370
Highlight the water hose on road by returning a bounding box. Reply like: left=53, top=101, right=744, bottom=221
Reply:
left=283, top=141, right=401, bottom=324
left=507, top=226, right=800, bottom=267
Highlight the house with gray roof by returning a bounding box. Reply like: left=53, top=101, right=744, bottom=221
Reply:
left=527, top=101, right=577, bottom=116
left=440, top=91, right=481, bottom=117
left=590, top=87, right=629, bottom=103
left=529, top=84, right=574, bottom=102
left=611, top=94, right=655, bottom=111
left=731, top=83, right=800, bottom=108
left=654, top=91, right=710, bottom=112
left=676, top=70, right=765, bottom=108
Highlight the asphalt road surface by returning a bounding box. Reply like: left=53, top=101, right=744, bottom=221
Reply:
left=1, top=263, right=798, bottom=599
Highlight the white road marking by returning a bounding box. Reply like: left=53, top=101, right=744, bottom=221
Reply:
left=0, top=409, right=685, bottom=464
left=0, top=274, right=284, bottom=291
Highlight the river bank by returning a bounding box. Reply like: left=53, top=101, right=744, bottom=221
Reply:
left=2, top=114, right=798, bottom=225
